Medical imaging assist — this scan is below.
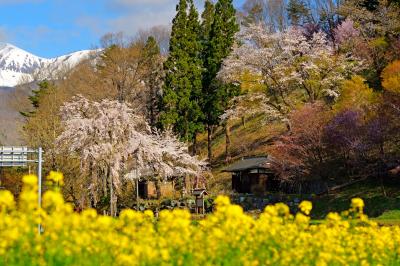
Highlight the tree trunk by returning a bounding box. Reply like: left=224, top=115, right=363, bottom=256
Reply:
left=108, top=167, right=114, bottom=216
left=242, top=117, right=246, bottom=127
left=155, top=178, right=162, bottom=199
left=286, top=120, right=292, bottom=132
left=225, top=122, right=231, bottom=163
left=181, top=176, right=187, bottom=198
left=192, top=133, right=197, bottom=155
left=207, top=125, right=213, bottom=163
left=381, top=177, right=387, bottom=197
left=102, top=167, right=108, bottom=197
left=135, top=179, right=139, bottom=210
left=149, top=88, right=156, bottom=128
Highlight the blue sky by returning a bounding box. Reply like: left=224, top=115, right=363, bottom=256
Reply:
left=0, top=0, right=245, bottom=58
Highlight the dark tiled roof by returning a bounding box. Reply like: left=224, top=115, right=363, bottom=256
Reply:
left=223, top=156, right=273, bottom=172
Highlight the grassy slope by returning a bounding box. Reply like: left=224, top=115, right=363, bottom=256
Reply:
left=312, top=178, right=400, bottom=221
left=197, top=114, right=286, bottom=194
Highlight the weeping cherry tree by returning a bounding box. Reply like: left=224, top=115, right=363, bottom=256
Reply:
left=57, top=95, right=206, bottom=216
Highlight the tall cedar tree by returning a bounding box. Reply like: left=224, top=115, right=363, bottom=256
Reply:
left=161, top=0, right=203, bottom=144
left=200, top=0, right=215, bottom=160
left=186, top=0, right=204, bottom=152
left=201, top=0, right=215, bottom=44
left=202, top=0, right=239, bottom=162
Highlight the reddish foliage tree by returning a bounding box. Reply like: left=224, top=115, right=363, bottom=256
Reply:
left=269, top=102, right=332, bottom=182
left=271, top=96, right=400, bottom=190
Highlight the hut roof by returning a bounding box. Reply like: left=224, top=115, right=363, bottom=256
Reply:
left=192, top=188, right=208, bottom=196
left=223, top=156, right=274, bottom=172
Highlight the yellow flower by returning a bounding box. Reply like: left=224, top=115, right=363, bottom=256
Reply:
left=120, top=209, right=136, bottom=220
left=275, top=203, right=290, bottom=217
left=264, top=205, right=278, bottom=217
left=326, top=212, right=341, bottom=222
left=43, top=191, right=65, bottom=210
left=47, top=171, right=64, bottom=185
left=0, top=190, right=15, bottom=210
left=295, top=213, right=310, bottom=225
left=214, top=195, right=230, bottom=207
left=22, top=174, right=37, bottom=187
left=144, top=210, right=154, bottom=219
left=351, top=198, right=364, bottom=212
left=299, top=200, right=312, bottom=215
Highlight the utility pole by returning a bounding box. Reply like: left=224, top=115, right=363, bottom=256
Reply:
left=37, top=147, right=43, bottom=233
left=38, top=147, right=43, bottom=212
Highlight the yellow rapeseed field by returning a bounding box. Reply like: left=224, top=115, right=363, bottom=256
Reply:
left=1, top=172, right=400, bottom=266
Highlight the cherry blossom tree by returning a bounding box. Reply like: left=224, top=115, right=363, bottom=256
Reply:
left=333, top=18, right=360, bottom=46
left=219, top=23, right=362, bottom=116
left=57, top=96, right=206, bottom=215
left=220, top=92, right=284, bottom=124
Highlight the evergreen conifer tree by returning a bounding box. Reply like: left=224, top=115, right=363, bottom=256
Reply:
left=200, top=0, right=215, bottom=160
left=160, top=0, right=204, bottom=145
left=202, top=0, right=239, bottom=161
left=186, top=0, right=205, bottom=151
left=144, top=36, right=163, bottom=127
left=201, top=0, right=215, bottom=46
left=20, top=80, right=53, bottom=117
left=144, top=36, right=160, bottom=59
left=160, top=0, right=187, bottom=132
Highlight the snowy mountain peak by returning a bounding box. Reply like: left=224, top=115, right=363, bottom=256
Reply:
left=0, top=43, right=46, bottom=74
left=0, top=43, right=99, bottom=87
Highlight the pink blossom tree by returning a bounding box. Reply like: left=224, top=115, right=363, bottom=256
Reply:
left=57, top=95, right=206, bottom=215
left=219, top=24, right=362, bottom=117
left=334, top=18, right=360, bottom=46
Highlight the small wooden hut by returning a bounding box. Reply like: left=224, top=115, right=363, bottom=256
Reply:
left=224, top=156, right=280, bottom=194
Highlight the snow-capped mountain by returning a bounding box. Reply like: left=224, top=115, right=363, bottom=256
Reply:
left=0, top=43, right=99, bottom=87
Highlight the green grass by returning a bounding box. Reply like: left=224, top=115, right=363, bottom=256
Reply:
left=369, top=210, right=400, bottom=226
left=311, top=179, right=400, bottom=222
left=197, top=114, right=286, bottom=194
left=377, top=209, right=400, bottom=220
left=311, top=210, right=400, bottom=226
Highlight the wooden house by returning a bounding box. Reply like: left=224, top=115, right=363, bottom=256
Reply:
left=224, top=156, right=280, bottom=194
left=138, top=180, right=176, bottom=199
left=137, top=175, right=193, bottom=199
